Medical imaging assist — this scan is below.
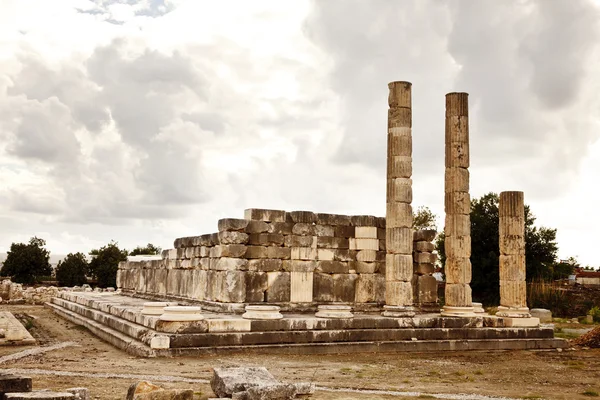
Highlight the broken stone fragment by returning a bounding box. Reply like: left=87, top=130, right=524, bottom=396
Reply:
left=210, top=367, right=280, bottom=398
left=232, top=383, right=298, bottom=400
left=0, top=374, right=33, bottom=395
left=4, top=392, right=75, bottom=399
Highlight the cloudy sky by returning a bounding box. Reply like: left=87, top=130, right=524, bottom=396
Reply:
left=1, top=0, right=599, bottom=266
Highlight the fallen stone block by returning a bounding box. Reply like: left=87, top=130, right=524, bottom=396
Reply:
left=530, top=308, right=552, bottom=323
left=0, top=374, right=32, bottom=395
left=5, top=392, right=74, bottom=399
left=64, top=388, right=89, bottom=400
left=232, top=383, right=297, bottom=400
left=210, top=367, right=279, bottom=398
left=126, top=381, right=162, bottom=400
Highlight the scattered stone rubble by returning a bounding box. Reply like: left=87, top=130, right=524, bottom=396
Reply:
left=0, top=373, right=89, bottom=399
left=210, top=367, right=313, bottom=399
left=126, top=381, right=193, bottom=400
left=573, top=325, right=600, bottom=348
left=0, top=280, right=115, bottom=306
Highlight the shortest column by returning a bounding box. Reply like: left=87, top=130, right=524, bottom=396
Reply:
left=497, top=191, right=536, bottom=326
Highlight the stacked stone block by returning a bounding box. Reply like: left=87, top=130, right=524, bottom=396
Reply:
left=117, top=209, right=386, bottom=308
left=412, top=230, right=438, bottom=310
left=442, top=92, right=474, bottom=316
left=497, top=191, right=530, bottom=318
left=384, top=81, right=415, bottom=317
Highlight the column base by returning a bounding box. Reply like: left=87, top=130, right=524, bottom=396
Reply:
left=496, top=306, right=531, bottom=318
left=382, top=305, right=416, bottom=318
left=472, top=302, right=487, bottom=314
left=440, top=306, right=477, bottom=317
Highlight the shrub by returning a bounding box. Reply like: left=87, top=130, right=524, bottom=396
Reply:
left=588, top=306, right=600, bottom=323
left=527, top=280, right=571, bottom=317
left=55, top=253, right=88, bottom=287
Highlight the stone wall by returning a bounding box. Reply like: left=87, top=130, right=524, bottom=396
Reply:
left=0, top=280, right=114, bottom=305
left=117, top=208, right=439, bottom=311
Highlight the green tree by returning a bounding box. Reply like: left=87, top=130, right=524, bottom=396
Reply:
left=0, top=237, right=52, bottom=284
left=129, top=243, right=161, bottom=256
left=55, top=252, right=89, bottom=287
left=435, top=192, right=558, bottom=305
left=413, top=206, right=438, bottom=231
left=88, top=241, right=128, bottom=288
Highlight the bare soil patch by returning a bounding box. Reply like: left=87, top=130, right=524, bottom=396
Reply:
left=0, top=305, right=599, bottom=399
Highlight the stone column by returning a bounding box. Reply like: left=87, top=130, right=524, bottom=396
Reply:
left=442, top=92, right=475, bottom=317
left=497, top=191, right=530, bottom=317
left=383, top=81, right=415, bottom=318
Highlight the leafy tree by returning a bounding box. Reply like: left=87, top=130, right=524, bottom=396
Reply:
left=88, top=241, right=128, bottom=288
left=435, top=192, right=559, bottom=305
left=0, top=237, right=52, bottom=284
left=55, top=252, right=89, bottom=287
left=129, top=243, right=161, bottom=256
left=412, top=206, right=438, bottom=231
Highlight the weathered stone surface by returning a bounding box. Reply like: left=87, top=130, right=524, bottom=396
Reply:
left=530, top=308, right=552, bottom=323
left=350, top=215, right=377, bottom=226
left=385, top=281, right=413, bottom=306
left=445, top=235, right=471, bottom=258
left=317, top=249, right=334, bottom=261
left=331, top=249, right=357, bottom=262
left=444, top=214, right=470, bottom=237
left=5, top=392, right=74, bottom=399
left=0, top=374, right=32, bottom=395
left=213, top=258, right=248, bottom=271
left=245, top=272, right=268, bottom=303
left=290, top=247, right=317, bottom=261
left=413, top=230, right=436, bottom=242
left=245, top=246, right=268, bottom=259
left=290, top=271, right=313, bottom=303
left=333, top=274, right=357, bottom=302
left=282, top=260, right=316, bottom=273
left=265, top=247, right=291, bottom=260
left=386, top=254, right=413, bottom=281
left=445, top=257, right=472, bottom=284
left=388, top=156, right=412, bottom=179
left=445, top=140, right=470, bottom=168
left=291, top=223, right=316, bottom=236
left=210, top=367, right=279, bottom=398
left=288, top=211, right=316, bottom=224
left=333, top=225, right=355, bottom=238
left=316, top=236, right=349, bottom=249
left=413, top=252, right=437, bottom=264
left=313, top=273, right=334, bottom=302
left=247, top=234, right=284, bottom=246
left=65, top=388, right=89, bottom=400
left=388, top=131, right=412, bottom=157
left=416, top=275, right=438, bottom=304
left=351, top=238, right=379, bottom=251
left=266, top=222, right=294, bottom=235
left=247, top=259, right=282, bottom=272
left=386, top=228, right=413, bottom=254
left=134, top=390, right=193, bottom=400
left=499, top=280, right=527, bottom=308
left=445, top=283, right=472, bottom=307
left=315, top=260, right=348, bottom=274
left=316, top=213, right=351, bottom=226
left=356, top=250, right=377, bottom=262
left=499, top=235, right=525, bottom=255
left=355, top=273, right=385, bottom=303
left=245, top=220, right=270, bottom=234
left=386, top=203, right=413, bottom=228
left=387, top=178, right=412, bottom=203
left=414, top=262, right=434, bottom=275
left=284, top=235, right=314, bottom=248
left=126, top=381, right=162, bottom=400
left=218, top=218, right=250, bottom=232
left=244, top=209, right=286, bottom=222
left=220, top=271, right=246, bottom=303
left=388, top=107, right=411, bottom=128
left=209, top=245, right=248, bottom=258
left=499, top=255, right=526, bottom=281
left=445, top=192, right=470, bottom=215
left=218, top=231, right=250, bottom=245
left=444, top=167, right=469, bottom=193
left=265, top=272, right=290, bottom=302
left=414, top=241, right=434, bottom=252
left=233, top=384, right=297, bottom=400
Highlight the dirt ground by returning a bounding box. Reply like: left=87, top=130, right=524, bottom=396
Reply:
left=1, top=305, right=599, bottom=400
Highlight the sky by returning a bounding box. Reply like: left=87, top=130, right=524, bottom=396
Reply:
left=0, top=0, right=599, bottom=266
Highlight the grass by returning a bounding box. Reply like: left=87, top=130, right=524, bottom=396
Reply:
left=527, top=280, right=571, bottom=317
left=520, top=396, right=543, bottom=399
left=474, top=370, right=484, bottom=375
left=582, top=390, right=599, bottom=397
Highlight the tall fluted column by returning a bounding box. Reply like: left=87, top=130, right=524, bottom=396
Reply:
left=383, top=81, right=415, bottom=318
left=497, top=191, right=530, bottom=317
left=441, top=92, right=475, bottom=317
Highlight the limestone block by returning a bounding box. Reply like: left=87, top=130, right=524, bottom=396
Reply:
left=218, top=231, right=249, bottom=245
left=5, top=392, right=76, bottom=399
left=387, top=156, right=412, bottom=179
left=242, top=305, right=283, bottom=320
left=333, top=225, right=355, bottom=238
left=413, top=230, right=436, bottom=242
left=387, top=107, right=411, bottom=128
left=445, top=214, right=470, bottom=237
left=198, top=233, right=220, bottom=247
left=314, top=224, right=334, bottom=237
left=413, top=252, right=437, bottom=264
left=386, top=227, right=413, bottom=254
left=210, top=245, right=248, bottom=258
left=499, top=280, right=527, bottom=308
left=190, top=270, right=207, bottom=300
left=184, top=247, right=194, bottom=259
left=445, top=114, right=469, bottom=140
left=213, top=258, right=248, bottom=271
left=444, top=167, right=469, bottom=192
left=199, top=257, right=211, bottom=270
left=332, top=249, right=357, bottom=262
left=290, top=271, right=313, bottom=302
left=180, top=260, right=192, bottom=269
left=445, top=140, right=470, bottom=168
left=247, top=259, right=282, bottom=272
left=355, top=273, right=385, bottom=303
left=316, top=260, right=348, bottom=274
left=499, top=235, right=525, bottom=255
left=312, top=273, right=334, bottom=302
left=444, top=257, right=472, bottom=284
left=350, top=261, right=378, bottom=274
left=247, top=233, right=284, bottom=246
left=210, top=367, right=279, bottom=399
left=284, top=235, right=314, bottom=247
left=282, top=260, right=316, bottom=272
left=445, top=283, right=472, bottom=307
left=220, top=271, right=246, bottom=303
left=385, top=281, right=413, bottom=306
left=150, top=335, right=170, bottom=349
left=388, top=131, right=412, bottom=157
left=126, top=381, right=162, bottom=400
left=388, top=81, right=411, bottom=108
left=244, top=209, right=286, bottom=222
left=266, top=246, right=291, bottom=259
left=266, top=222, right=293, bottom=235
left=387, top=178, right=413, bottom=203
left=243, top=220, right=270, bottom=234
left=445, top=192, right=470, bottom=215
left=350, top=215, right=377, bottom=226
left=445, top=92, right=469, bottom=117
left=386, top=254, right=413, bottom=281
left=288, top=210, right=317, bottom=224
left=499, top=216, right=525, bottom=238
left=65, top=388, right=89, bottom=400
left=414, top=241, right=434, bottom=252
left=356, top=250, right=377, bottom=262
left=315, top=305, right=353, bottom=319
left=317, top=249, right=335, bottom=261
left=499, top=191, right=524, bottom=217
left=173, top=238, right=182, bottom=249
left=416, top=275, right=438, bottom=304
left=265, top=272, right=290, bottom=302
left=291, top=247, right=317, bottom=260
left=0, top=374, right=32, bottom=394
left=245, top=246, right=268, bottom=259
left=160, top=306, right=203, bottom=321
left=499, top=255, right=526, bottom=281
left=291, top=223, right=316, bottom=236
left=218, top=218, right=250, bottom=232
left=379, top=239, right=386, bottom=251
left=414, top=262, right=434, bottom=275
left=244, top=272, right=268, bottom=302
left=332, top=274, right=357, bottom=303
left=445, top=235, right=471, bottom=258
left=141, top=302, right=169, bottom=315
left=530, top=308, right=552, bottom=323
left=316, top=213, right=351, bottom=226
left=200, top=246, right=210, bottom=257
left=355, top=238, right=379, bottom=250
left=316, top=236, right=349, bottom=249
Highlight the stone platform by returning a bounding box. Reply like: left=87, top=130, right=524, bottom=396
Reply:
left=0, top=312, right=36, bottom=346
left=46, top=292, right=565, bottom=357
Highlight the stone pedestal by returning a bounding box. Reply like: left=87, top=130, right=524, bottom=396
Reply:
left=315, top=305, right=353, bottom=319
left=159, top=306, right=204, bottom=321
left=141, top=302, right=169, bottom=315
left=242, top=305, right=283, bottom=320
left=472, top=302, right=486, bottom=314
left=497, top=191, right=530, bottom=318
left=442, top=92, right=474, bottom=317
left=384, top=81, right=415, bottom=317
